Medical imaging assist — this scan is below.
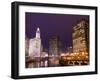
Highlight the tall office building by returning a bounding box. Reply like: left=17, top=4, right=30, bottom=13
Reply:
left=72, top=19, right=89, bottom=53
left=29, top=28, right=41, bottom=57
left=28, top=27, right=42, bottom=68
left=49, top=36, right=61, bottom=66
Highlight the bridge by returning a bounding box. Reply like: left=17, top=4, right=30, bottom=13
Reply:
left=59, top=55, right=89, bottom=66
left=25, top=54, right=89, bottom=68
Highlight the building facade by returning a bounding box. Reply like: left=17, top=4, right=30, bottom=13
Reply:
left=72, top=19, right=89, bottom=53
left=28, top=27, right=42, bottom=68
left=49, top=36, right=61, bottom=66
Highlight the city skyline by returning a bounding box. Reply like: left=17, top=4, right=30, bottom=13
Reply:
left=25, top=17, right=89, bottom=68
left=25, top=12, right=89, bottom=49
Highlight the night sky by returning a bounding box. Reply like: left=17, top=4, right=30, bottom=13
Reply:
left=25, top=12, right=89, bottom=50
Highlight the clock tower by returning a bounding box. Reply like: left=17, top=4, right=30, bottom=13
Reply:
left=28, top=27, right=42, bottom=67
left=36, top=27, right=40, bottom=38
left=29, top=27, right=42, bottom=57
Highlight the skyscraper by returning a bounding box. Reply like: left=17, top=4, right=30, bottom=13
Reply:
left=72, top=19, right=89, bottom=53
left=29, top=27, right=41, bottom=57
left=49, top=36, right=61, bottom=66
left=28, top=27, right=42, bottom=67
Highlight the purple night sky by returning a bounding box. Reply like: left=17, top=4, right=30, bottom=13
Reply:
left=25, top=12, right=89, bottom=50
